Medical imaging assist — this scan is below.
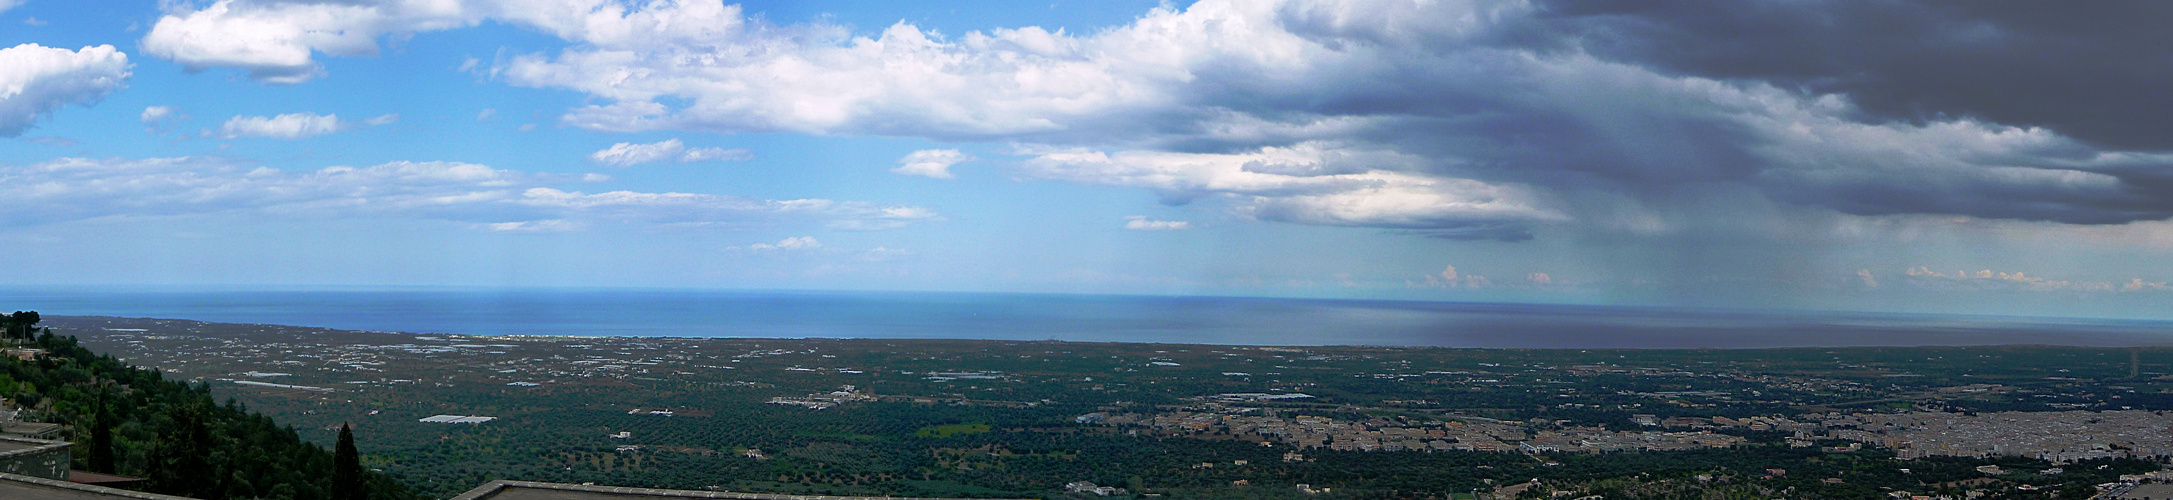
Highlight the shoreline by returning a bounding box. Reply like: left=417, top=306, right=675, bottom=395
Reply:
left=44, top=314, right=2173, bottom=350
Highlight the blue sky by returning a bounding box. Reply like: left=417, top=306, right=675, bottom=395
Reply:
left=4, top=0, right=2173, bottom=319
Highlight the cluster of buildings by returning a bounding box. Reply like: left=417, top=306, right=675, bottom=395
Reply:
left=1092, top=401, right=2171, bottom=460
left=1642, top=409, right=2173, bottom=461
left=1643, top=414, right=1809, bottom=432
left=766, top=385, right=877, bottom=410
left=1803, top=410, right=2173, bottom=460
left=1062, top=481, right=1127, bottom=496
left=85, top=328, right=722, bottom=389
left=1094, top=406, right=1745, bottom=454
left=418, top=415, right=498, bottom=424
left=1516, top=429, right=1744, bottom=453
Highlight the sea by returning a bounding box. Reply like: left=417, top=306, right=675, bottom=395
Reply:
left=2, top=287, right=2170, bottom=348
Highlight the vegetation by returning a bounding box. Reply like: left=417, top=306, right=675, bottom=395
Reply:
left=0, top=322, right=417, bottom=500
left=913, top=423, right=992, bottom=438
left=334, top=423, right=365, bottom=500
left=1, top=310, right=42, bottom=341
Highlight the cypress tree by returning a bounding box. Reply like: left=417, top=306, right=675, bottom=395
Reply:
left=333, top=423, right=364, bottom=500
left=89, top=389, right=115, bottom=473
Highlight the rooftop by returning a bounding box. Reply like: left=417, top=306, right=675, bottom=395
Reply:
left=0, top=435, right=69, bottom=455
left=1, top=421, right=66, bottom=438
left=0, top=472, right=192, bottom=500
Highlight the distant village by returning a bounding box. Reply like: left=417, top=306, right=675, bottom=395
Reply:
left=1082, top=398, right=2173, bottom=462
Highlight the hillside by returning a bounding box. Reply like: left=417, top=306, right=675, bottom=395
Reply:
left=2, top=326, right=416, bottom=500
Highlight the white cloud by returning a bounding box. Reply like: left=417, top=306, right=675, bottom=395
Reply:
left=0, top=156, right=938, bottom=231
left=515, top=187, right=935, bottom=230
left=590, top=139, right=685, bottom=167
left=590, top=139, right=751, bottom=167
left=484, top=0, right=1494, bottom=140
left=141, top=105, right=175, bottom=124
left=892, top=149, right=971, bottom=179
left=140, top=0, right=804, bottom=84
left=141, top=0, right=358, bottom=83
left=681, top=146, right=753, bottom=162
left=826, top=205, right=943, bottom=231
left=365, top=113, right=399, bottom=126
left=1856, top=269, right=1878, bottom=288
left=2122, top=278, right=2168, bottom=292
left=142, top=106, right=187, bottom=135
left=1123, top=216, right=1189, bottom=231
left=1898, top=266, right=2168, bottom=293
left=1529, top=272, right=1553, bottom=286
left=1021, top=143, right=1561, bottom=239
left=213, top=112, right=342, bottom=139
left=725, top=239, right=913, bottom=263
left=140, top=0, right=1402, bottom=133
left=487, top=219, right=579, bottom=232
left=747, top=236, right=821, bottom=251
left=0, top=44, right=130, bottom=137
left=1413, top=265, right=1492, bottom=289
left=0, top=1, right=22, bottom=14
left=859, top=247, right=912, bottom=261
left=477, top=108, right=496, bottom=121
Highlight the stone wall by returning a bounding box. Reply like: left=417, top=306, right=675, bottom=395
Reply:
left=0, top=436, right=70, bottom=480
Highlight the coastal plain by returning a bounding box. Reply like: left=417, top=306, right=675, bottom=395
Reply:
left=44, top=316, right=2173, bottom=499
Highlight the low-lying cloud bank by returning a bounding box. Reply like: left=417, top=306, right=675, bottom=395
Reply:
left=0, top=157, right=938, bottom=231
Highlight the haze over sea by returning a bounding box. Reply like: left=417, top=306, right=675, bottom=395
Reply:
left=3, top=288, right=2169, bottom=348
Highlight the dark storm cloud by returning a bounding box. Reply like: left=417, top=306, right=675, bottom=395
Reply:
left=1121, top=1, right=2173, bottom=227
left=1531, top=1, right=2173, bottom=151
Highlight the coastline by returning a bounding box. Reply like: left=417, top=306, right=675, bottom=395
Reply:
left=29, top=295, right=2173, bottom=350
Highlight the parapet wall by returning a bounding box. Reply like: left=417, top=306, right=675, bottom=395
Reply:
left=0, top=435, right=71, bottom=480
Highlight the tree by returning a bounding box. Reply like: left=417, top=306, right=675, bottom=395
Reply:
left=89, top=388, right=116, bottom=473
left=334, top=423, right=364, bottom=500
left=10, top=331, right=415, bottom=499
left=148, top=402, right=220, bottom=498
left=4, top=311, right=37, bottom=341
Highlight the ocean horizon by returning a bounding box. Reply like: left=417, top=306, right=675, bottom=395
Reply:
left=5, top=287, right=2171, bottom=348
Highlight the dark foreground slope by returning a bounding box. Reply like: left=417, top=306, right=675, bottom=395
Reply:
left=1, top=331, right=417, bottom=500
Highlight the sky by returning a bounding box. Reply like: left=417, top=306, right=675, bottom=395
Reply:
left=2, top=0, right=2172, bottom=320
